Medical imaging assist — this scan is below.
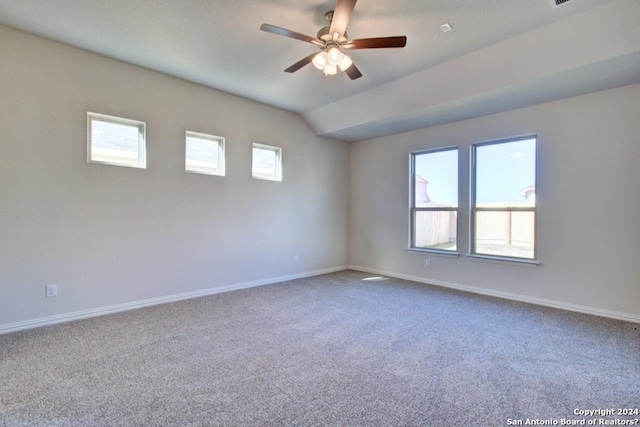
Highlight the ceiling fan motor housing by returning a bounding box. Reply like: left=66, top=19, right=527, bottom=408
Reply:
left=317, top=11, right=348, bottom=43
left=317, top=26, right=349, bottom=43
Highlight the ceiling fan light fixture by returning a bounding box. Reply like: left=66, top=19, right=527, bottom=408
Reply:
left=313, top=51, right=328, bottom=70
left=338, top=53, right=352, bottom=71
left=323, top=64, right=338, bottom=76
left=327, top=47, right=342, bottom=66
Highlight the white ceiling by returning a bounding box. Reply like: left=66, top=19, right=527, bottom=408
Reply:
left=1, top=0, right=639, bottom=141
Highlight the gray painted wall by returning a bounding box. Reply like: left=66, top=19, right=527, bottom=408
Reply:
left=349, top=84, right=640, bottom=319
left=2, top=24, right=639, bottom=330
left=0, top=26, right=349, bottom=328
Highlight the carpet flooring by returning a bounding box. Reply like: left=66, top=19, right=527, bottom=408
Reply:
left=1, top=270, right=639, bottom=426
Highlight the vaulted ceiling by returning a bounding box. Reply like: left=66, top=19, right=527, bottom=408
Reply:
left=1, top=0, right=639, bottom=141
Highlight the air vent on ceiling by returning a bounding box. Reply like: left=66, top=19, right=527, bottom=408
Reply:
left=551, top=0, right=573, bottom=7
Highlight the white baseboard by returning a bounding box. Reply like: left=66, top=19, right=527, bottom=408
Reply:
left=348, top=265, right=640, bottom=324
left=0, top=266, right=349, bottom=335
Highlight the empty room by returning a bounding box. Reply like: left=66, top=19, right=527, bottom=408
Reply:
left=1, top=0, right=639, bottom=425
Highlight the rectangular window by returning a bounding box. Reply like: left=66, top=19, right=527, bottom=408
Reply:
left=185, top=131, right=225, bottom=176
left=471, top=136, right=537, bottom=260
left=410, top=147, right=458, bottom=252
left=87, top=112, right=146, bottom=168
left=252, top=143, right=282, bottom=181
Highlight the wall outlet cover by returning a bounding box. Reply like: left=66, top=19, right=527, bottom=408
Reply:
left=46, top=284, right=58, bottom=298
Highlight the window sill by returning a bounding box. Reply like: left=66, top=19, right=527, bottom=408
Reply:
left=406, top=248, right=460, bottom=258
left=466, top=254, right=540, bottom=268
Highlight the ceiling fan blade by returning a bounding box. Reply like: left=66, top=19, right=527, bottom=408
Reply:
left=329, top=0, right=357, bottom=38
left=260, top=24, right=323, bottom=47
left=344, top=36, right=407, bottom=50
left=344, top=63, right=363, bottom=80
left=284, top=53, right=317, bottom=73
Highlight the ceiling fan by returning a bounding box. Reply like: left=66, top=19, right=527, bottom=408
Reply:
left=260, top=0, right=407, bottom=80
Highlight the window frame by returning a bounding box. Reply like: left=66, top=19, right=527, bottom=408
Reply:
left=469, top=135, right=538, bottom=264
left=87, top=112, right=146, bottom=169
left=252, top=143, right=282, bottom=182
left=408, top=146, right=459, bottom=255
left=185, top=130, right=226, bottom=176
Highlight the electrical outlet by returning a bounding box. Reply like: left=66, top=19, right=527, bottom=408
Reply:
left=425, top=258, right=431, bottom=267
left=45, top=284, right=58, bottom=298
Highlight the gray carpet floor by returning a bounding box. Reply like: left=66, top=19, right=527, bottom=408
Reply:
left=1, top=270, right=639, bottom=426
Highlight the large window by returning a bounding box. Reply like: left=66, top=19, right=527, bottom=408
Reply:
left=410, top=147, right=458, bottom=252
left=87, top=112, right=146, bottom=168
left=252, top=143, right=282, bottom=181
left=185, top=131, right=225, bottom=176
left=471, top=136, right=537, bottom=260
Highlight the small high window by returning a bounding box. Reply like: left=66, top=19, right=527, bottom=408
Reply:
left=185, top=131, right=225, bottom=176
left=252, top=143, right=282, bottom=182
left=87, top=112, right=146, bottom=168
